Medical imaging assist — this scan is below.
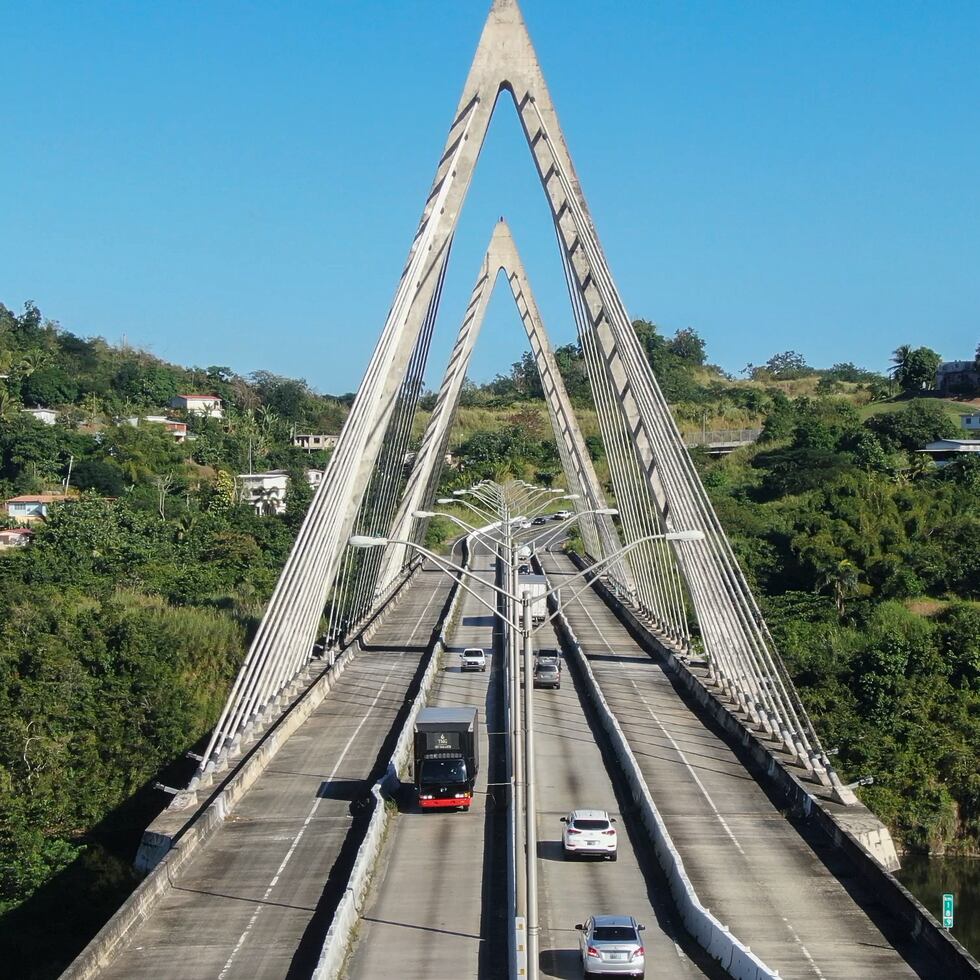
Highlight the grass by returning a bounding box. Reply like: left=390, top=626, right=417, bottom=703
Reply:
left=905, top=596, right=980, bottom=617
left=856, top=394, right=976, bottom=425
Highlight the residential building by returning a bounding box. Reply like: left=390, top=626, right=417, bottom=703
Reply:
left=124, top=416, right=188, bottom=442
left=5, top=493, right=71, bottom=522
left=0, top=528, right=33, bottom=549
left=170, top=394, right=224, bottom=418
left=22, top=407, right=57, bottom=425
left=293, top=433, right=339, bottom=451
left=919, top=439, right=980, bottom=467
left=960, top=413, right=980, bottom=432
left=936, top=360, right=980, bottom=393
left=237, top=471, right=289, bottom=515
left=305, top=468, right=324, bottom=490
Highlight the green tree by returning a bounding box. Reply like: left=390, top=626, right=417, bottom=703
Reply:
left=667, top=327, right=706, bottom=365
left=865, top=400, right=956, bottom=452
left=817, top=558, right=862, bottom=617
left=891, top=346, right=941, bottom=392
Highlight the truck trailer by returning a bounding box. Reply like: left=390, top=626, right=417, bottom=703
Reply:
left=518, top=573, right=548, bottom=624
left=413, top=706, right=479, bottom=811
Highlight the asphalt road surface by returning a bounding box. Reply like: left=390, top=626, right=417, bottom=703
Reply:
left=346, top=541, right=506, bottom=980
left=97, top=564, right=452, bottom=980
left=542, top=549, right=938, bottom=980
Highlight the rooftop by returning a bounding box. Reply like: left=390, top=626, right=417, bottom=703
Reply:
left=6, top=494, right=71, bottom=503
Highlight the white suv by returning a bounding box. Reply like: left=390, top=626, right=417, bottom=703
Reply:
left=561, top=808, right=617, bottom=860
left=460, top=648, right=487, bottom=672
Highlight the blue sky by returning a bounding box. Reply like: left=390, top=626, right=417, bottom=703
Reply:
left=1, top=1, right=978, bottom=395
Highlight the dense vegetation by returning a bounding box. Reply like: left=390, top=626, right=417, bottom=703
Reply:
left=0, top=302, right=338, bottom=973
left=0, top=297, right=977, bottom=974
left=433, top=329, right=980, bottom=854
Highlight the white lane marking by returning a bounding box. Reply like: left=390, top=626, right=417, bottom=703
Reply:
left=218, top=578, right=445, bottom=978
left=550, top=555, right=824, bottom=977
left=782, top=917, right=826, bottom=979
left=541, top=561, right=688, bottom=962
left=558, top=578, right=746, bottom=857
left=218, top=679, right=391, bottom=978
left=628, top=677, right=746, bottom=858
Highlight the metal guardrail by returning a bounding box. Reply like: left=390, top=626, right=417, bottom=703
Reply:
left=682, top=427, right=762, bottom=448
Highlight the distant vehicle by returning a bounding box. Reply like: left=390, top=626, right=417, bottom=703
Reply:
left=531, top=516, right=548, bottom=526
left=517, top=544, right=533, bottom=561
left=518, top=563, right=531, bottom=575
left=561, top=808, right=617, bottom=860
left=574, top=915, right=645, bottom=977
left=533, top=659, right=561, bottom=689
left=518, top=573, right=548, bottom=624
left=535, top=648, right=561, bottom=665
left=460, top=648, right=487, bottom=672
left=553, top=510, right=573, bottom=521
left=413, top=707, right=479, bottom=811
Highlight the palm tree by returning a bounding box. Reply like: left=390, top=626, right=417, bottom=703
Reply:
left=901, top=453, right=934, bottom=483
left=0, top=389, right=19, bottom=421
left=17, top=348, right=52, bottom=378
left=818, top=559, right=862, bottom=617
left=252, top=485, right=281, bottom=516
left=889, top=345, right=912, bottom=387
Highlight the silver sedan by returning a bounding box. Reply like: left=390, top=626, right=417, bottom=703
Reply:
left=574, top=914, right=646, bottom=977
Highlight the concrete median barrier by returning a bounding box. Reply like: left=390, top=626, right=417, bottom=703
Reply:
left=312, top=539, right=470, bottom=980
left=558, top=552, right=980, bottom=979
left=537, top=562, right=779, bottom=980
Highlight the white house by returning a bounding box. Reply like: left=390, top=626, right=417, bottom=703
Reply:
left=919, top=439, right=980, bottom=467
left=5, top=493, right=71, bottom=522
left=305, top=468, right=324, bottom=490
left=237, top=471, right=289, bottom=515
left=22, top=407, right=57, bottom=425
left=961, top=413, right=980, bottom=432
left=170, top=394, right=224, bottom=418
left=124, top=416, right=188, bottom=442
left=293, top=433, right=339, bottom=452
left=0, top=528, right=33, bottom=550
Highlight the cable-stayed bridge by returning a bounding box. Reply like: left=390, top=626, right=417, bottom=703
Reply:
left=63, top=3, right=978, bottom=979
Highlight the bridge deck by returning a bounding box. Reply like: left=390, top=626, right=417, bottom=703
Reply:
left=97, top=565, right=452, bottom=980
left=532, top=595, right=712, bottom=979
left=348, top=543, right=716, bottom=979
left=346, top=542, right=504, bottom=979
left=542, top=549, right=937, bottom=980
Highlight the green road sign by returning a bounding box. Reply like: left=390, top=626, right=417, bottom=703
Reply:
left=943, top=893, right=954, bottom=930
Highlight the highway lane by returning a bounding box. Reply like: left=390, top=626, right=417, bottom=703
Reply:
left=542, top=549, right=936, bottom=980
left=346, top=541, right=506, bottom=980
left=531, top=612, right=711, bottom=980
left=97, top=565, right=453, bottom=980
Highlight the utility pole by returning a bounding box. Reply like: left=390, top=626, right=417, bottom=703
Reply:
left=523, top=591, right=538, bottom=979
left=508, top=504, right=526, bottom=923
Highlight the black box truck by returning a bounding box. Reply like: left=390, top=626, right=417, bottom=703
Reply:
left=413, top=706, right=479, bottom=811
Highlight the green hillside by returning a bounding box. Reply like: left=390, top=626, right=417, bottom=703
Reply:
left=1, top=298, right=978, bottom=976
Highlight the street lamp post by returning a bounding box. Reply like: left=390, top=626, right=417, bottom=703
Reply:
left=350, top=499, right=706, bottom=980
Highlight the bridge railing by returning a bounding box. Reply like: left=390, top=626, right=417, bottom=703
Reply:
left=682, top=427, right=762, bottom=448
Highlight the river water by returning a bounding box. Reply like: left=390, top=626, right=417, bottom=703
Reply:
left=897, top=854, right=980, bottom=959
